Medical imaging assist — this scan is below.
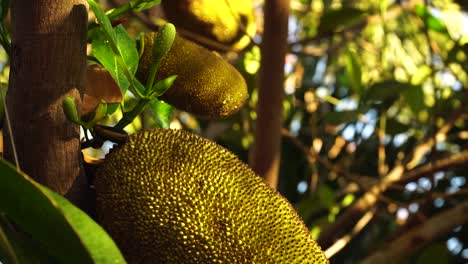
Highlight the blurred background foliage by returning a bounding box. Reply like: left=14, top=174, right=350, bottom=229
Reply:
left=3, top=0, right=468, bottom=262
left=106, top=0, right=467, bottom=263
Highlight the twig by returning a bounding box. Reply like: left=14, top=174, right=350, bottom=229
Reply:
left=324, top=208, right=376, bottom=259
left=360, top=200, right=468, bottom=264
left=318, top=105, right=464, bottom=249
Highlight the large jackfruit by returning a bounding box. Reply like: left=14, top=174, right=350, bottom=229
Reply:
left=161, top=0, right=256, bottom=51
left=137, top=33, right=248, bottom=118
left=95, top=129, right=328, bottom=263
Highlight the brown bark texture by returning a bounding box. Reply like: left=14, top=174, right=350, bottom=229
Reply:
left=6, top=0, right=89, bottom=206
left=249, top=0, right=290, bottom=189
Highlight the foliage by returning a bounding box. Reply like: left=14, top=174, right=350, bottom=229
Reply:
left=1, top=0, right=467, bottom=263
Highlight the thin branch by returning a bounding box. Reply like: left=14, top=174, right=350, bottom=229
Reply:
left=360, top=200, right=468, bottom=264
left=396, top=149, right=468, bottom=184
left=318, top=106, right=464, bottom=248
left=324, top=208, right=376, bottom=259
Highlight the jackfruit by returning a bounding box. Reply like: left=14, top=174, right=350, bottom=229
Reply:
left=95, top=129, right=328, bottom=263
left=137, top=33, right=248, bottom=118
left=161, top=0, right=256, bottom=51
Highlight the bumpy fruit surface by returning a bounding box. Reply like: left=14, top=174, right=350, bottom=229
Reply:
left=161, top=0, right=256, bottom=51
left=95, top=129, right=328, bottom=263
left=137, top=33, right=248, bottom=118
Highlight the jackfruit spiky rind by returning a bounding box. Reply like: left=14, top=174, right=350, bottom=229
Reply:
left=95, top=129, right=328, bottom=263
left=137, top=33, right=248, bottom=118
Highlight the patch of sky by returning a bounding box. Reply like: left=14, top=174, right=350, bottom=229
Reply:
left=393, top=133, right=409, bottom=148
left=408, top=203, right=419, bottom=213
left=342, top=125, right=355, bottom=141
left=396, top=208, right=409, bottom=221
left=297, top=181, right=308, bottom=194
left=447, top=237, right=463, bottom=255
left=405, top=182, right=418, bottom=192
left=312, top=56, right=328, bottom=84
left=418, top=177, right=432, bottom=191
left=434, top=198, right=445, bottom=208
left=450, top=176, right=466, bottom=188
left=462, top=248, right=468, bottom=259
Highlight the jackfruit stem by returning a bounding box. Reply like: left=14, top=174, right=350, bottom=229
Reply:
left=115, top=98, right=150, bottom=129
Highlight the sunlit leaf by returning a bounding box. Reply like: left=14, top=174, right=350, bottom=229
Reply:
left=92, top=25, right=139, bottom=95
left=148, top=99, right=174, bottom=128
left=414, top=4, right=448, bottom=34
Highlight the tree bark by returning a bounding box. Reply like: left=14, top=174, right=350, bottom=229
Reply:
left=6, top=0, right=90, bottom=208
left=249, top=0, right=290, bottom=189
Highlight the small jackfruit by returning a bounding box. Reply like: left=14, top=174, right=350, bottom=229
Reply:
left=161, top=0, right=256, bottom=51
left=95, top=129, right=328, bottom=263
left=137, top=33, right=248, bottom=118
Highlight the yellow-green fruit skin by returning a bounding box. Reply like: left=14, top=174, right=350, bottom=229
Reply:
left=161, top=0, right=256, bottom=51
left=95, top=129, right=328, bottom=263
left=137, top=33, right=248, bottom=118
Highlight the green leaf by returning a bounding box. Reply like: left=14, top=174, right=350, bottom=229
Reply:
left=324, top=110, right=359, bottom=125
left=365, top=80, right=417, bottom=102
left=152, top=75, right=177, bottom=97
left=106, top=103, right=120, bottom=115
left=318, top=185, right=335, bottom=208
left=92, top=25, right=139, bottom=95
left=345, top=49, right=362, bottom=95
left=0, top=217, right=19, bottom=264
left=0, top=160, right=125, bottom=263
left=403, top=85, right=425, bottom=113
left=88, top=0, right=116, bottom=42
left=148, top=99, right=174, bottom=128
left=0, top=0, right=9, bottom=20
left=0, top=216, right=54, bottom=263
left=62, top=96, right=80, bottom=124
left=414, top=4, right=448, bottom=34
left=130, top=0, right=161, bottom=12
left=319, top=7, right=366, bottom=33
left=114, top=25, right=139, bottom=77
left=92, top=29, right=129, bottom=93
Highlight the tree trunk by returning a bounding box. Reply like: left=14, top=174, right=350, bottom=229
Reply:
left=249, top=0, right=290, bottom=189
left=6, top=0, right=90, bottom=209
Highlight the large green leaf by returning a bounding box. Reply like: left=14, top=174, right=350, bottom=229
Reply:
left=0, top=160, right=125, bottom=264
left=92, top=25, right=140, bottom=94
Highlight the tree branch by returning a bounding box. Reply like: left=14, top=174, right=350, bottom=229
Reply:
left=360, top=200, right=468, bottom=264
left=318, top=107, right=464, bottom=248
left=249, top=0, right=290, bottom=189
left=6, top=0, right=91, bottom=209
